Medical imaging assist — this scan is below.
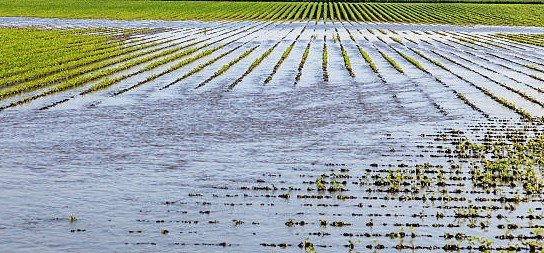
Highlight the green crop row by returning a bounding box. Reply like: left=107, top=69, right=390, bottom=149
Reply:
left=264, top=34, right=298, bottom=85
left=294, top=41, right=312, bottom=85
left=336, top=33, right=355, bottom=77
left=322, top=36, right=329, bottom=82
left=197, top=46, right=259, bottom=88
left=379, top=50, right=404, bottom=73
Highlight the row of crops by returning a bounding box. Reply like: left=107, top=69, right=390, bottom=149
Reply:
left=1, top=23, right=543, bottom=122
left=1, top=0, right=543, bottom=27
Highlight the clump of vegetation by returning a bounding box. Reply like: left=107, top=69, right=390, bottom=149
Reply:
left=315, top=174, right=327, bottom=191
left=390, top=36, right=403, bottom=45
left=457, top=135, right=544, bottom=195
left=298, top=238, right=316, bottom=253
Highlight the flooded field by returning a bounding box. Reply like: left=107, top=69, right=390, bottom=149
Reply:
left=0, top=18, right=543, bottom=252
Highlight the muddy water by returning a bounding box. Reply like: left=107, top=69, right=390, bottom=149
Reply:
left=1, top=18, right=544, bottom=252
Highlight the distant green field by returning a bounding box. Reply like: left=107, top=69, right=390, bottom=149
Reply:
left=0, top=28, right=129, bottom=99
left=0, top=0, right=543, bottom=26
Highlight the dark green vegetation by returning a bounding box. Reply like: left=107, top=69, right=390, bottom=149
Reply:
left=1, top=0, right=544, bottom=26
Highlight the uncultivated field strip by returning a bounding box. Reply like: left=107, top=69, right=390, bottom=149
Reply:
left=1, top=21, right=544, bottom=122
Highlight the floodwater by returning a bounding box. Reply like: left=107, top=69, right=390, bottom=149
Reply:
left=0, top=18, right=543, bottom=252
